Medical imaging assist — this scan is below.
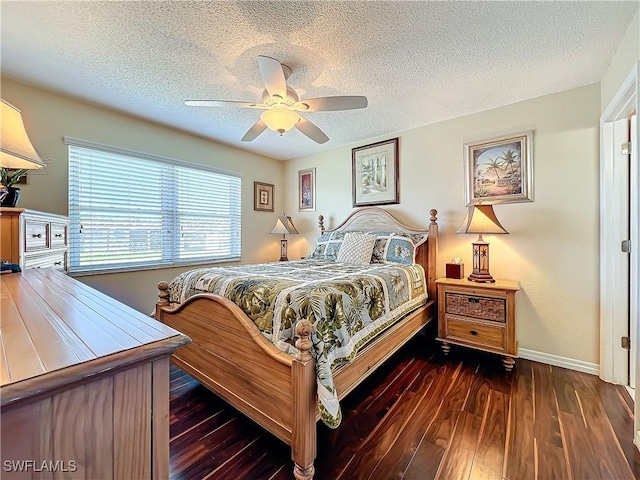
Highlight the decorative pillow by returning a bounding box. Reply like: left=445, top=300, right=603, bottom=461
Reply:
left=383, top=236, right=416, bottom=265
left=368, top=232, right=428, bottom=265
left=309, top=232, right=332, bottom=258
left=309, top=231, right=346, bottom=261
left=371, top=237, right=387, bottom=263
left=336, top=232, right=377, bottom=265
left=369, top=231, right=392, bottom=263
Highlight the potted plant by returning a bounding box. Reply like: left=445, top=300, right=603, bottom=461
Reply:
left=0, top=168, right=29, bottom=207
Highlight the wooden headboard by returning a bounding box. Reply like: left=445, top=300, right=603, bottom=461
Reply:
left=317, top=207, right=439, bottom=300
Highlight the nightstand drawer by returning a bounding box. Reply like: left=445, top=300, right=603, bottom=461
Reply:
left=25, top=221, right=49, bottom=251
left=445, top=292, right=505, bottom=322
left=446, top=318, right=505, bottom=350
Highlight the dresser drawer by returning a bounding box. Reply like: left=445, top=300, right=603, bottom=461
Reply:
left=24, top=252, right=66, bottom=270
left=25, top=221, right=49, bottom=251
left=445, top=292, right=505, bottom=322
left=51, top=223, right=67, bottom=247
left=446, top=317, right=505, bottom=350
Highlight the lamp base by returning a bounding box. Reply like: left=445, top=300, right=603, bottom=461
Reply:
left=279, top=238, right=289, bottom=262
left=467, top=272, right=496, bottom=283
left=469, top=235, right=495, bottom=283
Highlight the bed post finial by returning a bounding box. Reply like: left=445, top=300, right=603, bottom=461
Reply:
left=157, top=281, right=170, bottom=307
left=295, top=319, right=314, bottom=361
left=318, top=215, right=325, bottom=236
left=430, top=209, right=438, bottom=225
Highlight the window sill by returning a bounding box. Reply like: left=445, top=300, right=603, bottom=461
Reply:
left=68, top=257, right=241, bottom=277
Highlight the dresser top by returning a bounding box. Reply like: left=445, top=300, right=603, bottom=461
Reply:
left=1, top=269, right=190, bottom=406
left=0, top=207, right=69, bottom=221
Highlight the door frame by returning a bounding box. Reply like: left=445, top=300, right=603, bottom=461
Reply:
left=600, top=63, right=638, bottom=385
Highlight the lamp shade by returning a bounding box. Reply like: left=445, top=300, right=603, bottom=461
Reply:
left=456, top=205, right=508, bottom=235
left=0, top=100, right=46, bottom=169
left=271, top=215, right=299, bottom=235
left=260, top=108, right=300, bottom=135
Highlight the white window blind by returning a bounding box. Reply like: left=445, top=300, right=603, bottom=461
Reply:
left=67, top=138, right=241, bottom=274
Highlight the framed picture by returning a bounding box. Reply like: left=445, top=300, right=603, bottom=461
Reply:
left=253, top=181, right=274, bottom=212
left=352, top=138, right=399, bottom=207
left=298, top=168, right=315, bottom=211
left=464, top=131, right=534, bottom=206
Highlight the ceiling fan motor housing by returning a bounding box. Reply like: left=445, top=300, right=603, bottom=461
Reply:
left=262, top=86, right=299, bottom=108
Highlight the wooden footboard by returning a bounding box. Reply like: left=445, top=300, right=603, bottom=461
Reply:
left=156, top=287, right=316, bottom=478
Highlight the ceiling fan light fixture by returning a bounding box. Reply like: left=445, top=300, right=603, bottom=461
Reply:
left=260, top=108, right=300, bottom=135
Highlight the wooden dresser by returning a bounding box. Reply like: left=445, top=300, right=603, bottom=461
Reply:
left=0, top=207, right=69, bottom=270
left=0, top=269, right=191, bottom=479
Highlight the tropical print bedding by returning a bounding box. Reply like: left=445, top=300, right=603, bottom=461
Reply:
left=167, top=258, right=427, bottom=428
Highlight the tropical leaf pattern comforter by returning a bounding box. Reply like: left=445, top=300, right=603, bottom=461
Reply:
left=167, top=258, right=427, bottom=428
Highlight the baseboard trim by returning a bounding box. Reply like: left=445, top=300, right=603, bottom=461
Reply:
left=519, top=348, right=600, bottom=376
left=625, top=385, right=635, bottom=402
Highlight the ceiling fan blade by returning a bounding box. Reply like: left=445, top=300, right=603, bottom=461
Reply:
left=241, top=119, right=267, bottom=142
left=295, top=117, right=329, bottom=144
left=185, top=100, right=265, bottom=109
left=257, top=56, right=287, bottom=98
left=293, top=96, right=368, bottom=112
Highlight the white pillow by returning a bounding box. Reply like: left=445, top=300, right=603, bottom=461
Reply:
left=336, top=232, right=377, bottom=265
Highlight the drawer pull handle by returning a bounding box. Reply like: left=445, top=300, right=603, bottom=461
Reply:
left=54, top=233, right=63, bottom=238
left=32, top=233, right=42, bottom=238
left=54, top=261, right=62, bottom=266
left=467, top=298, right=480, bottom=304
left=469, top=330, right=479, bottom=336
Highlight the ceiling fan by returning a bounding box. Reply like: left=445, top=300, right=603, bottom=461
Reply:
left=185, top=56, right=368, bottom=144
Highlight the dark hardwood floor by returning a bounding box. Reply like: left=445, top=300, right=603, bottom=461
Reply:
left=169, top=335, right=640, bottom=480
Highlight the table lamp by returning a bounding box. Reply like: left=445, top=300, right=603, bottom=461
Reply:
left=0, top=100, right=46, bottom=207
left=456, top=205, right=508, bottom=283
left=271, top=213, right=299, bottom=261
left=1, top=99, right=46, bottom=169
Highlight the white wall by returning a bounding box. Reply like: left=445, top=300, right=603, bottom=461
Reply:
left=601, top=9, right=639, bottom=113
left=285, top=84, right=601, bottom=365
left=1, top=78, right=285, bottom=312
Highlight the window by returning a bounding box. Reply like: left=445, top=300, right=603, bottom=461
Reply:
left=66, top=137, right=241, bottom=274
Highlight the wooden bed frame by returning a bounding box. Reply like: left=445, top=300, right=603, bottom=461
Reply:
left=155, top=207, right=439, bottom=479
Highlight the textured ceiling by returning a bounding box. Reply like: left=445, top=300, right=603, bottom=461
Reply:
left=1, top=1, right=638, bottom=160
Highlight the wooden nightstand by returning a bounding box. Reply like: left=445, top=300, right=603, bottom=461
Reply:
left=435, top=277, right=520, bottom=371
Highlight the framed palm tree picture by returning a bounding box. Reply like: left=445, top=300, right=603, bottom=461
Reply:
left=464, top=131, right=534, bottom=206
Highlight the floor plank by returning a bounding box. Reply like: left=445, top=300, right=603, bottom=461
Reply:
left=434, top=411, right=483, bottom=480
left=468, top=389, right=508, bottom=479
left=503, top=360, right=535, bottom=480
left=531, top=361, right=568, bottom=479
left=168, top=337, right=639, bottom=480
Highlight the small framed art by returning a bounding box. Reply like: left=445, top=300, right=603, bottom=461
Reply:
left=352, top=138, right=399, bottom=207
left=464, top=131, right=534, bottom=206
left=298, top=168, right=315, bottom=211
left=254, top=181, right=274, bottom=212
